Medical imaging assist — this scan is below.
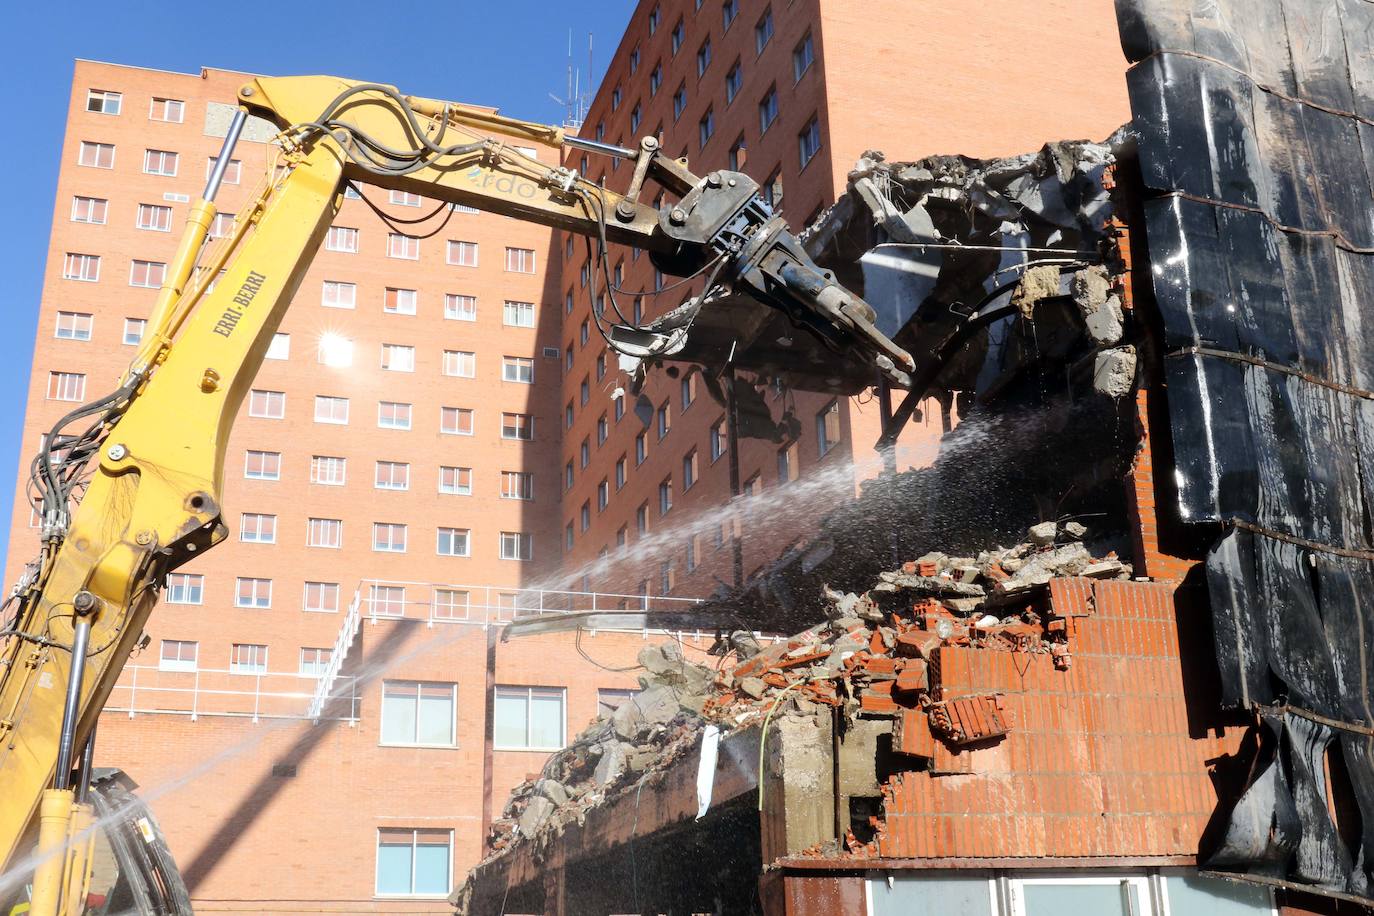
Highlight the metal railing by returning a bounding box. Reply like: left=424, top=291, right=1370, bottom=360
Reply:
left=106, top=664, right=360, bottom=723
left=352, top=578, right=703, bottom=626
left=305, top=579, right=704, bottom=725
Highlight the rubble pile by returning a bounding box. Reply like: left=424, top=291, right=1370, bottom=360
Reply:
left=481, top=521, right=1131, bottom=858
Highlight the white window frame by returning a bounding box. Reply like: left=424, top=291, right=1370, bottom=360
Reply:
left=158, top=639, right=198, bottom=673
left=314, top=395, right=350, bottom=425
left=307, top=517, right=343, bottom=549
left=438, top=466, right=472, bottom=496
left=381, top=344, right=416, bottom=372
left=502, top=300, right=535, bottom=327
left=440, top=407, right=474, bottom=436
left=436, top=527, right=471, bottom=557
left=206, top=156, right=241, bottom=184
left=442, top=350, right=476, bottom=378
left=325, top=225, right=359, bottom=252
left=86, top=89, right=122, bottom=115
left=77, top=141, right=114, bottom=169
left=501, top=413, right=533, bottom=441
left=502, top=356, right=534, bottom=384
left=378, top=401, right=413, bottom=430
left=493, top=685, right=565, bottom=751
left=136, top=203, right=173, bottom=232
left=239, top=512, right=278, bottom=544
left=499, top=531, right=533, bottom=561
left=248, top=389, right=286, bottom=419
left=70, top=195, right=107, bottom=224
left=47, top=372, right=86, bottom=402
left=303, top=581, right=341, bottom=613
left=500, top=471, right=533, bottom=501
left=230, top=643, right=269, bottom=675
left=54, top=311, right=93, bottom=341
left=388, top=190, right=423, bottom=207
left=63, top=252, right=100, bottom=282
left=504, top=247, right=536, bottom=273
left=234, top=577, right=273, bottom=609
left=122, top=318, right=146, bottom=345
left=384, top=287, right=417, bottom=315
left=444, top=294, right=477, bottom=321
left=310, top=455, right=346, bottom=486
left=129, top=259, right=167, bottom=289
left=375, top=460, right=411, bottom=491
left=244, top=450, right=281, bottom=480
left=265, top=333, right=290, bottom=360
left=380, top=681, right=458, bottom=747
left=149, top=97, right=185, bottom=123
left=388, top=232, right=420, bottom=260
left=164, top=573, right=204, bottom=605
left=321, top=280, right=357, bottom=309
left=299, top=647, right=332, bottom=679
left=446, top=240, right=478, bottom=267
left=374, top=828, right=454, bottom=898
left=373, top=522, right=408, bottom=553
left=142, top=148, right=179, bottom=177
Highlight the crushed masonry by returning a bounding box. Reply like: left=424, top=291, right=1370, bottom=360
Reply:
left=456, top=522, right=1131, bottom=906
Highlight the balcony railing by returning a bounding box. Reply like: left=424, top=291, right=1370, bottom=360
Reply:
left=106, top=664, right=361, bottom=723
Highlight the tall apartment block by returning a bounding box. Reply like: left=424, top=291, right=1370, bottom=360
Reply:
left=557, top=0, right=1130, bottom=599
left=4, top=0, right=1129, bottom=909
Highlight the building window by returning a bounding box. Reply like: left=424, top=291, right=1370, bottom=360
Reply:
left=659, top=476, right=673, bottom=514
left=671, top=17, right=685, bottom=54
left=614, top=392, right=625, bottom=422
left=501, top=413, right=533, bottom=440
left=369, top=584, right=406, bottom=617
left=230, top=643, right=268, bottom=675
left=122, top=318, right=146, bottom=345
left=388, top=232, right=420, bottom=260
left=439, top=466, right=473, bottom=495
left=54, top=311, right=93, bottom=341
left=673, top=83, right=688, bottom=120
left=70, top=195, right=107, bottom=224
left=447, top=240, right=478, bottom=266
left=314, top=395, right=350, bottom=425
left=597, top=478, right=609, bottom=511
left=248, top=389, right=285, bottom=419
left=307, top=517, right=343, bottom=549
left=762, top=167, right=783, bottom=207
left=159, top=639, right=197, bottom=673
left=135, top=203, right=172, bottom=232
left=206, top=212, right=234, bottom=239
left=165, top=573, right=203, bottom=605
left=149, top=97, right=184, bottom=122
left=817, top=400, right=841, bottom=456
left=565, top=402, right=575, bottom=429
left=240, top=512, right=277, bottom=543
left=656, top=402, right=671, bottom=439
left=636, top=502, right=649, bottom=533
left=647, top=4, right=660, bottom=33
left=799, top=115, right=822, bottom=168
left=436, top=527, right=471, bottom=557
left=441, top=407, right=475, bottom=436
left=635, top=431, right=648, bottom=465
left=443, top=350, right=476, bottom=378
left=615, top=455, right=627, bottom=489
left=597, top=414, right=608, bottom=444
left=755, top=7, right=774, bottom=53
left=499, top=531, right=533, bottom=561
left=128, top=259, right=166, bottom=289
left=710, top=418, right=728, bottom=462
left=47, top=371, right=85, bottom=402
left=793, top=31, right=815, bottom=81
left=303, top=581, right=340, bottom=613
left=699, top=108, right=715, bottom=147
left=565, top=521, right=574, bottom=551
left=265, top=332, right=290, bottom=360
left=235, top=577, right=272, bottom=609
left=310, top=455, right=346, bottom=486
left=382, top=287, right=418, bottom=315
left=723, top=0, right=738, bottom=30
left=86, top=89, right=122, bottom=114
left=564, top=460, right=574, bottom=491
left=373, top=522, right=408, bottom=553
left=375, top=829, right=452, bottom=898
left=380, top=343, right=415, bottom=372
left=433, top=589, right=470, bottom=620
left=697, top=38, right=712, bottom=75
left=504, top=247, right=536, bottom=273
left=378, top=401, right=413, bottom=430
left=744, top=472, right=762, bottom=497
left=321, top=280, right=356, bottom=309
left=725, top=61, right=744, bottom=104
left=143, top=149, right=178, bottom=176
left=493, top=686, right=564, bottom=750
left=244, top=449, right=281, bottom=480
left=630, top=103, right=642, bottom=132
left=444, top=293, right=477, bottom=321
left=375, top=460, right=410, bottom=491
left=759, top=86, right=779, bottom=134
left=299, top=647, right=331, bottom=679
left=683, top=450, right=699, bottom=489
left=681, top=373, right=698, bottom=410
left=660, top=559, right=676, bottom=593
left=317, top=225, right=357, bottom=255
left=500, top=471, right=534, bottom=500
left=77, top=141, right=115, bottom=169
left=389, top=190, right=422, bottom=207
left=381, top=681, right=456, bottom=747
left=503, top=300, right=535, bottom=327
left=206, top=156, right=241, bottom=184
left=61, top=252, right=100, bottom=283
left=687, top=534, right=701, bottom=571
left=778, top=441, right=800, bottom=483
left=630, top=44, right=640, bottom=73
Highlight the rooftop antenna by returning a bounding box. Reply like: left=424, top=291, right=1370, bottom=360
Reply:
left=549, top=29, right=592, bottom=132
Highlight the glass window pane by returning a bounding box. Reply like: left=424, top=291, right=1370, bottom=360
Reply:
left=417, top=686, right=454, bottom=745
left=493, top=690, right=528, bottom=747
left=1023, top=882, right=1131, bottom=915
left=381, top=684, right=417, bottom=744
left=528, top=689, right=563, bottom=749
left=1166, top=874, right=1273, bottom=915
left=413, top=840, right=450, bottom=894
left=868, top=874, right=994, bottom=916
left=376, top=839, right=412, bottom=895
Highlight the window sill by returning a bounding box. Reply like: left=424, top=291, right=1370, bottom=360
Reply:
left=494, top=746, right=564, bottom=753
left=378, top=742, right=458, bottom=750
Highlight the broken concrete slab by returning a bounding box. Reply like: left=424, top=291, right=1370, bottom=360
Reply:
left=1093, top=345, right=1137, bottom=398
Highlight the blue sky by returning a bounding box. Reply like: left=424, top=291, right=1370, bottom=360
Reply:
left=0, top=0, right=636, bottom=564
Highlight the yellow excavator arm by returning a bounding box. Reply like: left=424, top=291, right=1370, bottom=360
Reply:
left=0, top=75, right=911, bottom=915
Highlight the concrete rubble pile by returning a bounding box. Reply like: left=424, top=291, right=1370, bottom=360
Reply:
left=480, top=521, right=1131, bottom=860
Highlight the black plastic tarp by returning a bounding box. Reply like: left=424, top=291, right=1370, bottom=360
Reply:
left=1118, top=0, right=1374, bottom=901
